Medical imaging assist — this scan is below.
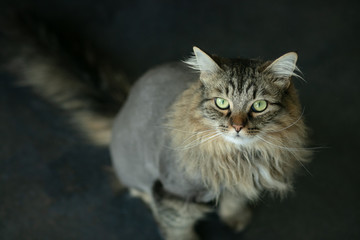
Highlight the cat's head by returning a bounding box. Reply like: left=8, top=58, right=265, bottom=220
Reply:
left=185, top=47, right=303, bottom=146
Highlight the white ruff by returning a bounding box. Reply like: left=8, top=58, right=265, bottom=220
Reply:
left=221, top=132, right=259, bottom=146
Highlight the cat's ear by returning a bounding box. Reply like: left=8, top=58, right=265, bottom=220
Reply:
left=184, top=46, right=221, bottom=75
left=263, top=52, right=301, bottom=88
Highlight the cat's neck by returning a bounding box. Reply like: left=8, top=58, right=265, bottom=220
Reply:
left=166, top=81, right=310, bottom=200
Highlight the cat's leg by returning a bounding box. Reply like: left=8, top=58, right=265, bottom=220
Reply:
left=218, top=191, right=252, bottom=232
left=129, top=187, right=153, bottom=206
left=151, top=180, right=210, bottom=240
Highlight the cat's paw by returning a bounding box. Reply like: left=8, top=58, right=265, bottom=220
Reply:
left=220, top=206, right=252, bottom=232
left=161, top=230, right=200, bottom=240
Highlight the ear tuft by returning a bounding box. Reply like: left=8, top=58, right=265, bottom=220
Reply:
left=183, top=46, right=221, bottom=74
left=264, top=52, right=302, bottom=80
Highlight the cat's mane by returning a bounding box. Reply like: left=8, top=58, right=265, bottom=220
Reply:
left=167, top=61, right=310, bottom=200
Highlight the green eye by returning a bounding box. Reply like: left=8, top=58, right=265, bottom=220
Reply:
left=215, top=98, right=230, bottom=109
left=251, top=100, right=268, bottom=112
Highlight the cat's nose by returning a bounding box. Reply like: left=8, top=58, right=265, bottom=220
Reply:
left=232, top=124, right=243, bottom=133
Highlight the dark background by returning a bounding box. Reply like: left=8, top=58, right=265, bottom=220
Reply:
left=1, top=0, right=360, bottom=239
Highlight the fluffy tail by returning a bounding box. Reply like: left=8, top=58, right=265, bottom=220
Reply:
left=0, top=13, right=129, bottom=146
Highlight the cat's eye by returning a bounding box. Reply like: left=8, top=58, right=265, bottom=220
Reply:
left=251, top=100, right=267, bottom=112
left=215, top=98, right=230, bottom=110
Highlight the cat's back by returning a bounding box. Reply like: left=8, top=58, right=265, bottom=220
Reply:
left=117, top=61, right=197, bottom=128
left=110, top=62, right=197, bottom=192
left=129, top=61, right=196, bottom=109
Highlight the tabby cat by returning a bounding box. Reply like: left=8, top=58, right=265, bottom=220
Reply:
left=110, top=47, right=310, bottom=239
left=2, top=20, right=311, bottom=239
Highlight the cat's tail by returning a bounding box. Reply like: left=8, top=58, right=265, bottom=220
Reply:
left=0, top=12, right=130, bottom=146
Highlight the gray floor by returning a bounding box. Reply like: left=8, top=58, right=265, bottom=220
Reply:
left=1, top=0, right=360, bottom=239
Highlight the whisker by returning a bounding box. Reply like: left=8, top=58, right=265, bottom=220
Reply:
left=162, top=131, right=217, bottom=151
left=265, top=108, right=305, bottom=133
left=176, top=133, right=223, bottom=150
left=181, top=130, right=216, bottom=145
left=256, top=134, right=324, bottom=151
left=159, top=126, right=227, bottom=150
left=255, top=135, right=312, bottom=176
left=179, top=126, right=228, bottom=147
left=155, top=125, right=216, bottom=134
left=180, top=131, right=218, bottom=149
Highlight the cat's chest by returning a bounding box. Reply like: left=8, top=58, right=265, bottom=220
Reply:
left=199, top=145, right=289, bottom=198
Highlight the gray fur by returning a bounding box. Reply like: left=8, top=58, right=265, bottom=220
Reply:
left=110, top=63, right=215, bottom=202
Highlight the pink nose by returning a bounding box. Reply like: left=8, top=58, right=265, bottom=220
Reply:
left=232, top=124, right=243, bottom=132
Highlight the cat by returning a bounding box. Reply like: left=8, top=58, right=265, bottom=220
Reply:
left=2, top=19, right=311, bottom=240
left=110, top=47, right=311, bottom=239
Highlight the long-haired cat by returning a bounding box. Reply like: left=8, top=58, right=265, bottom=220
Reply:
left=2, top=19, right=311, bottom=240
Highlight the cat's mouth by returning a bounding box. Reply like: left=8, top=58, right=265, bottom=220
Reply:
left=215, top=126, right=260, bottom=145
left=221, top=131, right=257, bottom=145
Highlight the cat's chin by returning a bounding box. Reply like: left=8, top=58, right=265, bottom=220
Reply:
left=222, top=134, right=257, bottom=146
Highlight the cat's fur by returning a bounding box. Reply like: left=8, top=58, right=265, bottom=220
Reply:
left=1, top=18, right=311, bottom=240
left=110, top=48, right=310, bottom=239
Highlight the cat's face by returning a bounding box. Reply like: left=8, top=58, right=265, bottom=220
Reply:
left=186, top=47, right=301, bottom=146
left=200, top=65, right=287, bottom=145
